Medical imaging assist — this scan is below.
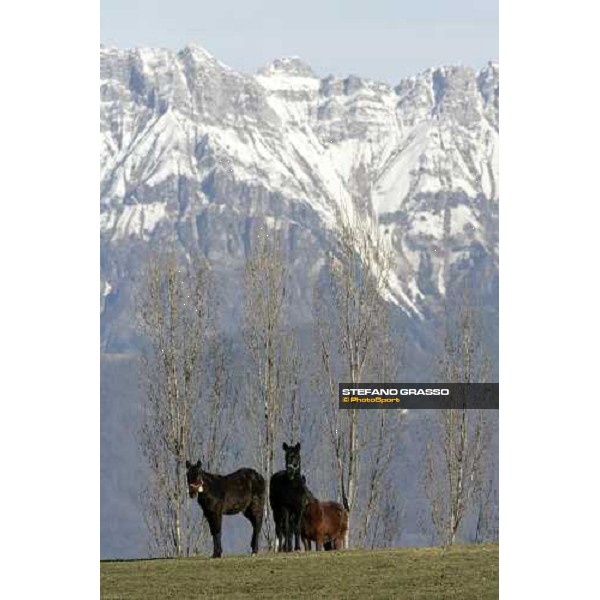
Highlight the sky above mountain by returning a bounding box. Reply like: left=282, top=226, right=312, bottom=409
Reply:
left=100, top=0, right=498, bottom=84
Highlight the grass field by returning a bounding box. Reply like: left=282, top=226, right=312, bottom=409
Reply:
left=101, top=543, right=498, bottom=599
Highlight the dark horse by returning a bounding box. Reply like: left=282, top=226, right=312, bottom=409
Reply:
left=186, top=459, right=265, bottom=558
left=269, top=442, right=309, bottom=552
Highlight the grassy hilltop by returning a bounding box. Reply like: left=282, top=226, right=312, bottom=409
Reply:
left=101, top=543, right=498, bottom=600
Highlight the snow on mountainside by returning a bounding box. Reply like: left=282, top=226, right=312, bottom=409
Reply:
left=100, top=48, right=498, bottom=557
left=100, top=45, right=498, bottom=348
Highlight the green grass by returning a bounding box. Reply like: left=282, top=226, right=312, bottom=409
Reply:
left=101, top=543, right=498, bottom=600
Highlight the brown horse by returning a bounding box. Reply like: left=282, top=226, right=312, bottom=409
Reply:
left=300, top=479, right=349, bottom=551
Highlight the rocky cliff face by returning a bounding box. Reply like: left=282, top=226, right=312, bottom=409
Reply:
left=100, top=45, right=498, bottom=350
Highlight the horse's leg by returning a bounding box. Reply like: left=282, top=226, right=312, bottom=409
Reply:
left=272, top=508, right=281, bottom=552
left=244, top=504, right=262, bottom=555
left=255, top=506, right=263, bottom=554
left=316, top=534, right=324, bottom=551
left=283, top=511, right=289, bottom=552
left=284, top=510, right=293, bottom=552
left=302, top=536, right=310, bottom=552
left=207, top=512, right=223, bottom=558
left=293, top=512, right=302, bottom=551
left=275, top=516, right=283, bottom=552
left=279, top=512, right=287, bottom=552
left=273, top=510, right=280, bottom=552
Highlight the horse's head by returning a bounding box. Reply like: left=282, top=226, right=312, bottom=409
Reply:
left=283, top=442, right=301, bottom=479
left=185, top=459, right=204, bottom=498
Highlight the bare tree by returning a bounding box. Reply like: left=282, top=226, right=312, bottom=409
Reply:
left=137, top=254, right=230, bottom=557
left=243, top=224, right=300, bottom=549
left=369, top=479, right=406, bottom=549
left=473, top=435, right=499, bottom=543
left=354, top=312, right=406, bottom=548
left=473, top=471, right=496, bottom=543
left=423, top=289, right=494, bottom=546
left=283, top=329, right=303, bottom=444
left=313, top=203, right=400, bottom=548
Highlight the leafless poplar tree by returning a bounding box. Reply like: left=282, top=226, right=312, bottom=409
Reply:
left=137, top=254, right=230, bottom=557
left=354, top=310, right=406, bottom=548
left=313, top=203, right=401, bottom=548
left=243, top=224, right=300, bottom=549
left=369, top=482, right=406, bottom=549
left=423, top=289, right=494, bottom=546
left=474, top=464, right=499, bottom=543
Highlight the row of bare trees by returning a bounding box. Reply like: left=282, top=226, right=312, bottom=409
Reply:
left=136, top=211, right=497, bottom=556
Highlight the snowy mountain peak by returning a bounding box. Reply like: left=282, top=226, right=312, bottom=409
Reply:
left=178, top=44, right=234, bottom=73
left=180, top=43, right=216, bottom=60
left=258, top=56, right=316, bottom=78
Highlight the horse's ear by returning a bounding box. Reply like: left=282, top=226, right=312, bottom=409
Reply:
left=196, top=459, right=202, bottom=467
left=283, top=442, right=288, bottom=451
left=185, top=460, right=191, bottom=469
left=296, top=442, right=301, bottom=451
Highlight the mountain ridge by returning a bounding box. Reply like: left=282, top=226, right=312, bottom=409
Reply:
left=100, top=44, right=498, bottom=347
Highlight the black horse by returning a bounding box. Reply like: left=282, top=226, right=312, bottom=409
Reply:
left=186, top=459, right=265, bottom=558
left=269, top=442, right=310, bottom=552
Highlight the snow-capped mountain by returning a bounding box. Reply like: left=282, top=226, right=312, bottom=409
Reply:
left=100, top=45, right=498, bottom=558
left=100, top=45, right=498, bottom=350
